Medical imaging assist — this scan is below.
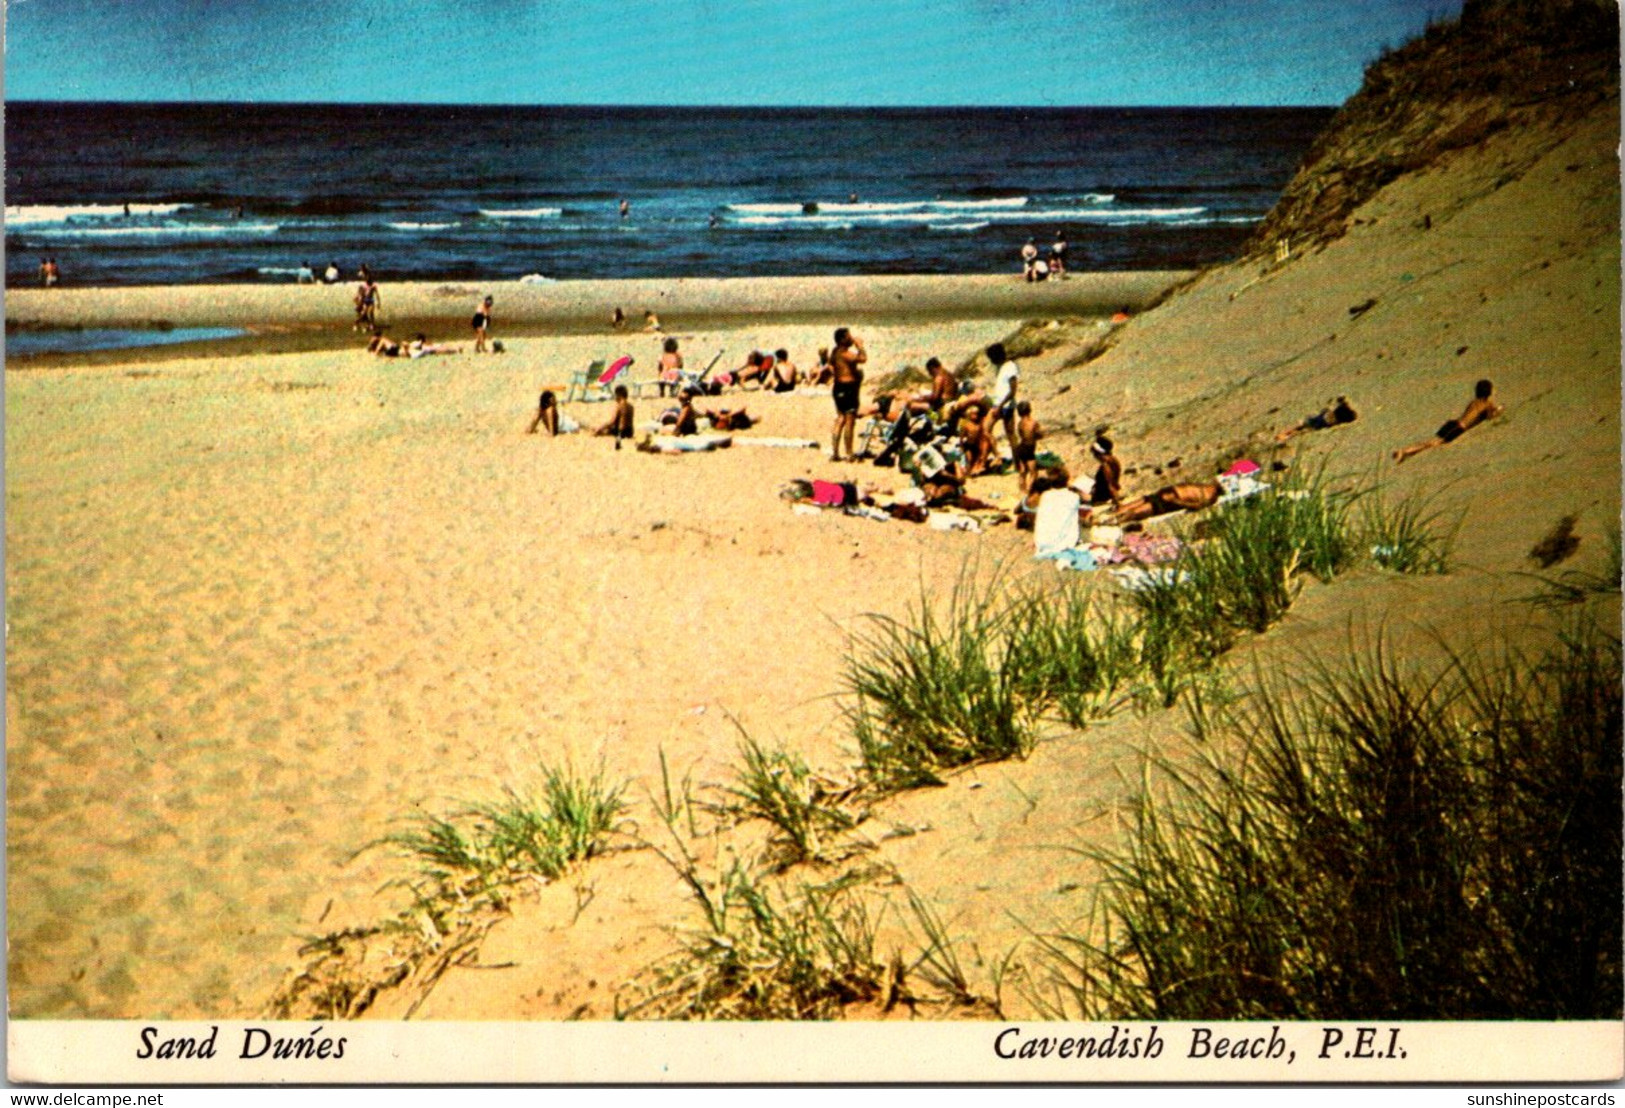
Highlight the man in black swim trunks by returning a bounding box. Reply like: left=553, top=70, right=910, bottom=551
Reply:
left=829, top=327, right=866, bottom=461
left=1393, top=379, right=1503, bottom=463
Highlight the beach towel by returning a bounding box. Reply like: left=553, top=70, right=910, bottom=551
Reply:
left=1033, top=488, right=1083, bottom=556
left=1036, top=548, right=1097, bottom=572
left=811, top=480, right=856, bottom=507
left=647, top=434, right=731, bottom=453
left=1111, top=565, right=1192, bottom=591
left=1222, top=459, right=1261, bottom=478
left=1217, top=473, right=1269, bottom=503
left=1121, top=532, right=1184, bottom=566
left=928, top=513, right=980, bottom=532
left=732, top=437, right=818, bottom=449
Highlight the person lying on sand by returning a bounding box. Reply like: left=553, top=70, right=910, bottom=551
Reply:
left=703, top=406, right=756, bottom=432
left=408, top=333, right=462, bottom=357
left=526, top=389, right=560, bottom=436
left=594, top=385, right=635, bottom=449
left=366, top=328, right=401, bottom=357
left=1393, top=379, right=1503, bottom=463
left=1276, top=396, right=1357, bottom=443
left=1113, top=481, right=1221, bottom=523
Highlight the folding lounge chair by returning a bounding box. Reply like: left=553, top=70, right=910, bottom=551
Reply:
left=563, top=360, right=608, bottom=403
left=676, top=349, right=725, bottom=395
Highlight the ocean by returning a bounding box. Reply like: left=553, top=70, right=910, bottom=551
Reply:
left=5, top=102, right=1332, bottom=288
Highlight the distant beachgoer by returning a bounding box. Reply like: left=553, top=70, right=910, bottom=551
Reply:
left=324, top=261, right=341, bottom=284
left=658, top=336, right=684, bottom=396
left=620, top=199, right=631, bottom=220
left=1050, top=231, right=1068, bottom=278
left=233, top=204, right=244, bottom=220
left=1114, top=481, right=1222, bottom=523
left=708, top=213, right=720, bottom=229
left=472, top=295, right=494, bottom=353
left=297, top=261, right=316, bottom=284
left=408, top=333, right=462, bottom=357
left=1031, top=258, right=1050, bottom=282
left=1393, top=379, right=1503, bottom=464
left=1021, top=239, right=1039, bottom=281
left=672, top=389, right=700, bottom=436
left=1276, top=396, right=1358, bottom=443
left=927, top=357, right=957, bottom=411
left=734, top=350, right=772, bottom=390
left=367, top=327, right=401, bottom=357
left=123, top=203, right=132, bottom=218
left=39, top=258, right=58, bottom=287
left=611, top=307, right=626, bottom=329
left=808, top=347, right=834, bottom=387
left=767, top=349, right=798, bottom=392
left=354, top=278, right=381, bottom=330
left=595, top=385, right=635, bottom=449
left=704, top=406, right=756, bottom=431
left=988, top=342, right=1020, bottom=455
left=526, top=390, right=561, bottom=436
left=947, top=390, right=994, bottom=475
left=1013, top=400, right=1042, bottom=492
left=829, top=327, right=867, bottom=461
left=1087, top=435, right=1123, bottom=509
left=847, top=192, right=859, bottom=204
left=643, top=310, right=662, bottom=333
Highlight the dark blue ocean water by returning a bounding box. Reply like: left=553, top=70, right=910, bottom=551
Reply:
left=5, top=103, right=1332, bottom=288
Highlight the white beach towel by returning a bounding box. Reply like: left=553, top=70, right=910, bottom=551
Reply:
left=1033, top=488, right=1082, bottom=556
left=732, top=437, right=819, bottom=449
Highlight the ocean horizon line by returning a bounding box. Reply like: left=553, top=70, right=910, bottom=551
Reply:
left=8, top=98, right=1340, bottom=112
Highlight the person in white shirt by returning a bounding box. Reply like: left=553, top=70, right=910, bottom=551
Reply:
left=1020, top=239, right=1039, bottom=281
left=987, top=342, right=1020, bottom=458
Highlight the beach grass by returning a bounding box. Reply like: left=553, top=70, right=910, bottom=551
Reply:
left=1361, top=484, right=1460, bottom=575
left=1024, top=619, right=1623, bottom=1020
left=722, top=731, right=863, bottom=869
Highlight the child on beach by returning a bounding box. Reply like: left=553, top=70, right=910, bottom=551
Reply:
left=658, top=337, right=684, bottom=396
left=1013, top=401, right=1042, bottom=492
left=595, top=385, right=636, bottom=449
left=472, top=296, right=493, bottom=353
left=526, top=390, right=560, bottom=436
left=643, top=310, right=662, bottom=333
left=1393, top=379, right=1503, bottom=463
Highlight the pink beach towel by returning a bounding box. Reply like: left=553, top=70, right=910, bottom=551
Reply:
left=600, top=356, right=633, bottom=386
left=1222, top=459, right=1261, bottom=478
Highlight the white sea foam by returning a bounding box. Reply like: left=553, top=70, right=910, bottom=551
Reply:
left=928, top=221, right=990, bottom=233
left=19, top=222, right=280, bottom=239
left=730, top=204, right=1207, bottom=230
left=727, top=196, right=1029, bottom=216
left=478, top=207, right=563, bottom=219
left=388, top=221, right=457, bottom=231
left=5, top=203, right=192, bottom=226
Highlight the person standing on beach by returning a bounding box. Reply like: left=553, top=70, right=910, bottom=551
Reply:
left=472, top=296, right=494, bottom=353
left=987, top=342, right=1020, bottom=458
left=1393, top=379, right=1504, bottom=463
left=1050, top=231, right=1068, bottom=278
left=1021, top=239, right=1039, bottom=281
left=829, top=327, right=866, bottom=461
left=38, top=258, right=59, bottom=287
left=354, top=276, right=381, bottom=331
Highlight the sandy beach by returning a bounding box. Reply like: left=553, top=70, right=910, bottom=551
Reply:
left=6, top=40, right=1620, bottom=1035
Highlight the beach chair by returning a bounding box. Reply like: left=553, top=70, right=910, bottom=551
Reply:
left=588, top=356, right=636, bottom=401
left=563, top=360, right=607, bottom=403
left=676, top=349, right=725, bottom=396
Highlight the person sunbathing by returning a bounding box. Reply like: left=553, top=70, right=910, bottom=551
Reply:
left=766, top=349, right=798, bottom=392
left=526, top=389, right=560, bottom=436
left=1086, top=435, right=1123, bottom=509
left=1276, top=396, right=1357, bottom=442
left=703, top=406, right=756, bottom=431
left=407, top=333, right=463, bottom=357
left=806, top=348, right=834, bottom=386
left=594, top=385, right=635, bottom=449
left=1393, top=379, right=1503, bottom=463
left=366, top=328, right=401, bottom=357
left=671, top=389, right=700, bottom=436
left=1113, top=481, right=1221, bottom=523
left=733, top=350, right=773, bottom=389
left=947, top=392, right=995, bottom=475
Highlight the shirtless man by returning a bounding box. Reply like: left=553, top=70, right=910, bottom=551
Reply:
left=1393, top=379, right=1504, bottom=463
left=829, top=327, right=866, bottom=461
left=671, top=389, right=700, bottom=436
left=926, top=356, right=957, bottom=410
left=733, top=351, right=771, bottom=390
left=1276, top=396, right=1357, bottom=443
left=1013, top=401, right=1042, bottom=492
left=594, top=385, right=635, bottom=449
left=767, top=349, right=798, bottom=392
left=1113, top=481, right=1222, bottom=523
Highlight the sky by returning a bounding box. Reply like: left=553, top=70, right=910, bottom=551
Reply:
left=4, top=0, right=1463, bottom=107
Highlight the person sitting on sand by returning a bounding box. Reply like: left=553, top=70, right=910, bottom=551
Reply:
left=1015, top=466, right=1076, bottom=531
left=731, top=350, right=773, bottom=390
left=643, top=310, right=662, bottom=333
left=766, top=349, right=798, bottom=392
left=1276, top=396, right=1357, bottom=443
left=1113, top=481, right=1222, bottom=523
left=594, top=385, right=636, bottom=449
left=408, top=333, right=462, bottom=357
left=945, top=390, right=995, bottom=476
left=297, top=261, right=316, bottom=284
left=471, top=296, right=494, bottom=354
left=1013, top=401, right=1042, bottom=493
left=611, top=307, right=626, bottom=330
left=656, top=337, right=685, bottom=397
left=1393, top=379, right=1503, bottom=463
left=324, top=261, right=341, bottom=284
left=671, top=389, right=700, bottom=436
left=1086, top=434, right=1123, bottom=509
left=367, top=327, right=402, bottom=357
left=807, top=348, right=834, bottom=387
left=927, top=357, right=958, bottom=410
left=526, top=389, right=560, bottom=436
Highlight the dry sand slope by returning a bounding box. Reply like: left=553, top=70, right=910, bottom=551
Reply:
left=5, top=87, right=1618, bottom=1022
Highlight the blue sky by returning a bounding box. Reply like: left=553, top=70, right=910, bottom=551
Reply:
left=5, top=0, right=1462, bottom=106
